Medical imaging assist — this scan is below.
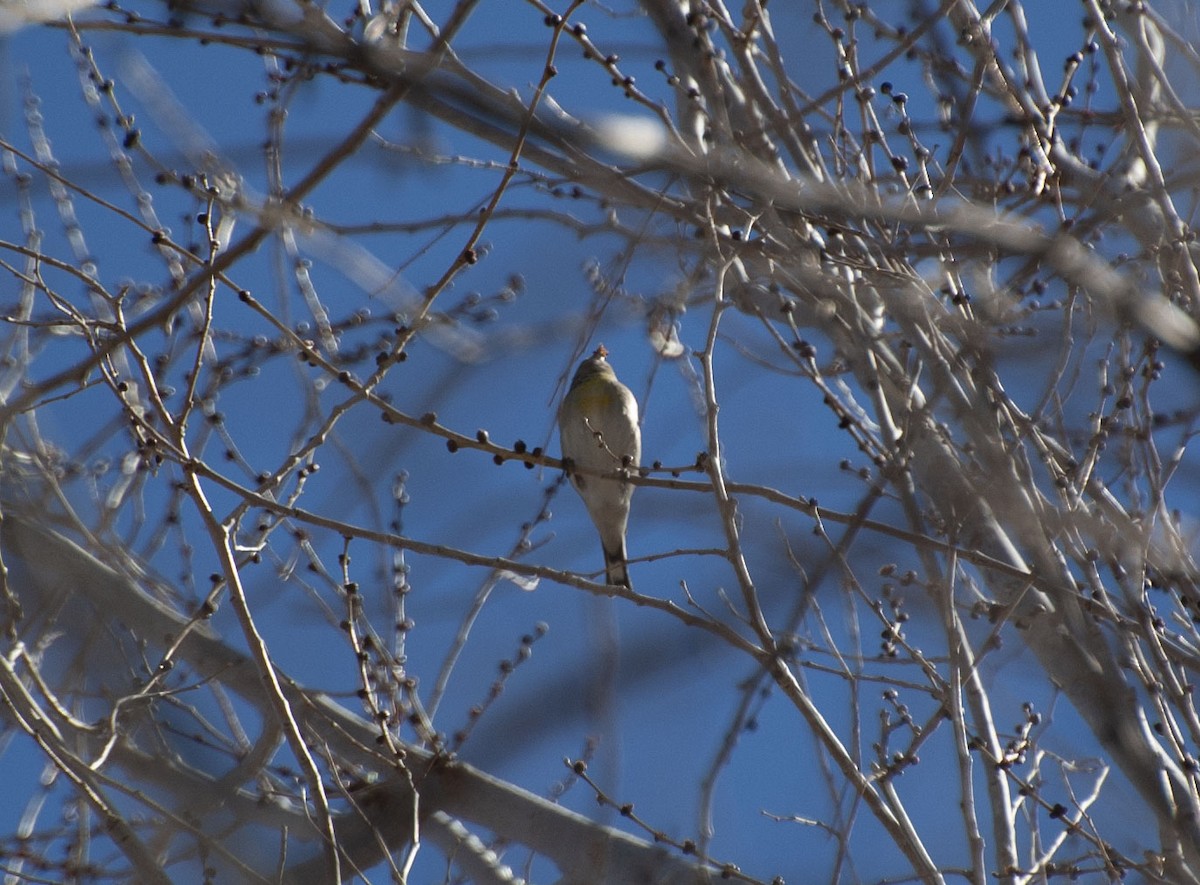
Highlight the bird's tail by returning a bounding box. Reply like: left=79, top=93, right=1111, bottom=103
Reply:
left=603, top=540, right=632, bottom=589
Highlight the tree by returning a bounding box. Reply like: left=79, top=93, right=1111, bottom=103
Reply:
left=2, top=1, right=1200, bottom=882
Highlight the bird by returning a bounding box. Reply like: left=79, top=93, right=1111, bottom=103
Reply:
left=558, top=345, right=641, bottom=588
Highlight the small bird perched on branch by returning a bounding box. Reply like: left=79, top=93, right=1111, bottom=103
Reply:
left=558, top=346, right=641, bottom=588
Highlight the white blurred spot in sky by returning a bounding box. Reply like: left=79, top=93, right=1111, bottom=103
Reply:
left=593, top=114, right=667, bottom=161
left=0, top=0, right=98, bottom=32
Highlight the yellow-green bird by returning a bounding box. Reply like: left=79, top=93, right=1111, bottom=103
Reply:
left=558, top=345, right=641, bottom=588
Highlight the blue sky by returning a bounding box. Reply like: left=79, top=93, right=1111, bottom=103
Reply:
left=3, top=2, right=1199, bottom=882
